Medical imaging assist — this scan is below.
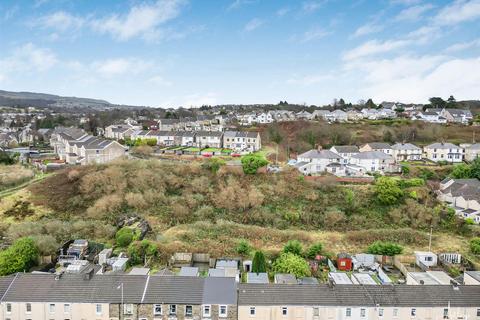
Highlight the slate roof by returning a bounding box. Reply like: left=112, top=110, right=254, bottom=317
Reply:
left=331, top=145, right=359, bottom=153
left=195, top=131, right=223, bottom=137
left=466, top=143, right=480, bottom=150
left=425, top=142, right=460, bottom=149
left=158, top=118, right=181, bottom=125
left=392, top=143, right=421, bottom=150
left=238, top=284, right=480, bottom=307
left=298, top=149, right=342, bottom=160
left=465, top=271, right=480, bottom=283
left=351, top=151, right=392, bottom=160
left=223, top=131, right=259, bottom=138
left=362, top=142, right=391, bottom=149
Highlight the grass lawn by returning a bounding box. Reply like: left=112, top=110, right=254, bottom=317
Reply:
left=202, top=148, right=222, bottom=152
left=184, top=147, right=201, bottom=152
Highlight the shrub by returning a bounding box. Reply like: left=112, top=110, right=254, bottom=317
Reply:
left=127, top=240, right=158, bottom=265
left=470, top=238, right=480, bottom=255
left=273, top=253, right=311, bottom=277
left=202, top=158, right=225, bottom=173
left=115, top=227, right=134, bottom=247
left=235, top=239, right=252, bottom=256
left=374, top=177, right=404, bottom=205
left=241, top=154, right=268, bottom=174
left=252, top=251, right=267, bottom=273
left=305, top=242, right=323, bottom=259
left=366, top=241, right=403, bottom=256
left=283, top=240, right=303, bottom=256
left=0, top=237, right=39, bottom=275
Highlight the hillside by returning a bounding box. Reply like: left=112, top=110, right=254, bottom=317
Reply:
left=0, top=89, right=143, bottom=110
left=0, top=158, right=474, bottom=264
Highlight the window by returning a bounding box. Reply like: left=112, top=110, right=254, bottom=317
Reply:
left=219, top=305, right=228, bottom=318
left=379, top=308, right=384, bottom=317
left=6, top=303, right=11, bottom=313
left=153, top=304, right=162, bottom=316
left=411, top=308, right=416, bottom=316
left=477, top=309, right=480, bottom=317
left=62, top=303, right=71, bottom=313
left=26, top=303, right=32, bottom=313
left=346, top=308, right=352, bottom=317
left=203, top=305, right=211, bottom=317
left=393, top=308, right=399, bottom=317
left=185, top=305, right=193, bottom=317
left=282, top=307, right=288, bottom=316
left=443, top=308, right=449, bottom=319
left=250, top=307, right=256, bottom=316
left=360, top=308, right=366, bottom=317
left=124, top=304, right=133, bottom=314
left=169, top=304, right=177, bottom=315
left=96, top=304, right=102, bottom=315
left=313, top=307, right=319, bottom=317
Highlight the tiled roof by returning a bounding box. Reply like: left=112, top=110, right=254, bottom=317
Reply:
left=352, top=151, right=392, bottom=160
left=331, top=145, right=359, bottom=153
left=392, top=143, right=421, bottom=150
left=298, top=149, right=342, bottom=160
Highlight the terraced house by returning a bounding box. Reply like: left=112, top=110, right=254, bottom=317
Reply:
left=0, top=273, right=237, bottom=320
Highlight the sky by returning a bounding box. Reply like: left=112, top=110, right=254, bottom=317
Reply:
left=0, top=0, right=480, bottom=108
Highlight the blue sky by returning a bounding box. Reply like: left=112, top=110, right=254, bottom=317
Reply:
left=0, top=0, right=480, bottom=107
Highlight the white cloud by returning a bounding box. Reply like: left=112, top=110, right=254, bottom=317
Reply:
left=390, top=0, right=422, bottom=5
left=91, top=0, right=186, bottom=41
left=244, top=18, right=264, bottom=32
left=342, top=39, right=409, bottom=61
left=299, top=27, right=331, bottom=42
left=353, top=23, right=383, bottom=37
left=286, top=74, right=332, bottom=86
left=228, top=0, right=256, bottom=10
left=434, top=0, right=480, bottom=26
left=301, top=1, right=327, bottom=13
left=148, top=75, right=173, bottom=86
left=349, top=54, right=480, bottom=103
left=36, top=11, right=85, bottom=32
left=445, top=39, right=480, bottom=52
left=182, top=92, right=218, bottom=107
left=395, top=3, right=434, bottom=21
left=92, top=58, right=153, bottom=78
left=276, top=7, right=290, bottom=17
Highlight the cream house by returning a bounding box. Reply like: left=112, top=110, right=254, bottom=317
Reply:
left=64, top=136, right=126, bottom=165
left=424, top=142, right=463, bottom=163
left=238, top=284, right=480, bottom=320
left=391, top=142, right=422, bottom=161
left=223, top=131, right=261, bottom=152
left=464, top=143, right=480, bottom=162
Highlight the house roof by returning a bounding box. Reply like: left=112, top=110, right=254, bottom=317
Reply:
left=425, top=142, right=460, bottom=149
left=330, top=145, right=359, bottom=153
left=465, top=271, right=480, bottom=283
left=179, top=267, right=198, bottom=277
left=195, top=131, right=223, bottom=137
left=298, top=149, right=342, bottom=160
left=392, top=143, right=421, bottom=150
left=158, top=118, right=181, bottom=124
left=223, top=131, right=259, bottom=138
left=351, top=151, right=392, bottom=160
left=238, top=284, right=480, bottom=307
left=362, top=142, right=391, bottom=149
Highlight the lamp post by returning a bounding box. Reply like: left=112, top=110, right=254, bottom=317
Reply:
left=117, top=283, right=124, bottom=319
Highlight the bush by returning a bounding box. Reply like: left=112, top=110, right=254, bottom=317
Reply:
left=273, top=253, right=311, bottom=277
left=305, top=242, right=323, bottom=259
left=252, top=251, right=267, bottom=273
left=202, top=158, right=225, bottom=173
left=0, top=151, right=15, bottom=165
left=241, top=154, right=268, bottom=174
left=283, top=240, right=302, bottom=256
left=127, top=240, right=158, bottom=265
left=115, top=227, right=134, bottom=247
left=0, top=237, right=39, bottom=275
left=374, top=177, right=404, bottom=205
left=470, top=238, right=480, bottom=255
left=366, top=241, right=403, bottom=256
left=235, top=239, right=252, bottom=256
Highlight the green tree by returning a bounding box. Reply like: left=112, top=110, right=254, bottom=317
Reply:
left=367, top=241, right=403, bottom=256
left=365, top=98, right=377, bottom=109
left=127, top=240, right=158, bottom=265
left=429, top=97, right=446, bottom=109
left=305, top=243, right=323, bottom=259
left=304, top=131, right=316, bottom=149
left=273, top=253, right=311, bottom=277
left=450, top=164, right=472, bottom=179
left=283, top=240, right=303, bottom=256
left=252, top=251, right=267, bottom=273
left=469, top=158, right=480, bottom=179
left=235, top=239, right=252, bottom=256
left=374, top=177, right=404, bottom=205
left=401, top=164, right=410, bottom=176
left=241, top=154, right=268, bottom=174
left=268, top=126, right=283, bottom=164
left=0, top=151, right=15, bottom=165
left=115, top=227, right=134, bottom=247
left=0, top=237, right=39, bottom=275
left=470, top=238, right=480, bottom=255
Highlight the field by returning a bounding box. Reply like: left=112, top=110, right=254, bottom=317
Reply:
left=0, top=158, right=476, bottom=269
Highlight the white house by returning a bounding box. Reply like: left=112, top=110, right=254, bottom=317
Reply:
left=441, top=108, right=473, bottom=124
left=348, top=151, right=397, bottom=174
left=296, top=149, right=344, bottom=175
left=414, top=251, right=438, bottom=269
left=423, top=142, right=463, bottom=163
left=437, top=178, right=480, bottom=224
left=330, top=145, right=359, bottom=159
left=326, top=110, right=348, bottom=122
left=223, top=131, right=261, bottom=152
left=359, top=142, right=392, bottom=155
left=195, top=131, right=223, bottom=148
left=391, top=142, right=422, bottom=161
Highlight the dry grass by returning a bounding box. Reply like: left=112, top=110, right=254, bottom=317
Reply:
left=0, top=165, right=34, bottom=190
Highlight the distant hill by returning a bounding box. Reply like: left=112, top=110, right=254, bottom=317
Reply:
left=0, top=90, right=144, bottom=110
